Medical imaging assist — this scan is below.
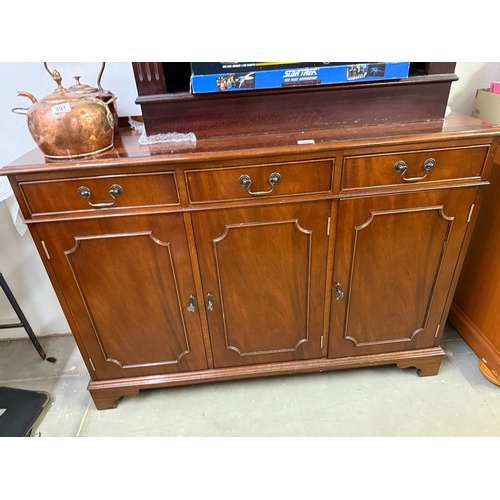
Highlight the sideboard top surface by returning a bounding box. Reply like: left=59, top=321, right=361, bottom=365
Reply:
left=3, top=113, right=500, bottom=175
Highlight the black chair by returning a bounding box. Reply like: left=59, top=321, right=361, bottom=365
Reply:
left=0, top=386, right=50, bottom=436
left=0, top=272, right=46, bottom=360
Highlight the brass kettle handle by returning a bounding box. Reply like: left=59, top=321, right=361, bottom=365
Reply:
left=44, top=62, right=107, bottom=90
left=43, top=62, right=63, bottom=88
left=78, top=184, right=123, bottom=208
left=239, top=172, right=281, bottom=196
left=96, top=62, right=106, bottom=91
left=394, top=158, right=436, bottom=183
left=43, top=62, right=54, bottom=77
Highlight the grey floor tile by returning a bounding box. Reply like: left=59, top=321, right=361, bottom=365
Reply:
left=441, top=338, right=475, bottom=357
left=0, top=335, right=86, bottom=382
left=3, top=324, right=500, bottom=437
left=79, top=377, right=308, bottom=437
left=442, top=322, right=463, bottom=341
left=448, top=351, right=500, bottom=393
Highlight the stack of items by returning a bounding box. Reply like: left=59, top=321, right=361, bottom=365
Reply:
left=473, top=81, right=500, bottom=125
left=190, top=62, right=410, bottom=94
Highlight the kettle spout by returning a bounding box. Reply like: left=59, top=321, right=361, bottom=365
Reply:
left=17, top=91, right=38, bottom=104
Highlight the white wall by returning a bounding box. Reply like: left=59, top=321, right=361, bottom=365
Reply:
left=0, top=62, right=499, bottom=339
left=0, top=62, right=140, bottom=339
left=449, top=62, right=500, bottom=117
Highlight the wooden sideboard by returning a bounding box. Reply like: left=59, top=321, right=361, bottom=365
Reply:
left=448, top=147, right=500, bottom=385
left=3, top=113, right=500, bottom=409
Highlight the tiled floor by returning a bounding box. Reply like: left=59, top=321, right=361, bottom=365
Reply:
left=1, top=322, right=500, bottom=437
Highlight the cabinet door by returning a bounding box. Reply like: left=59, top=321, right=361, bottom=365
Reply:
left=35, top=214, right=208, bottom=380
left=329, top=187, right=476, bottom=358
left=192, top=202, right=331, bottom=368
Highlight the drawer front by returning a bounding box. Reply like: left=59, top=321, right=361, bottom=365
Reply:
left=341, top=146, right=489, bottom=191
left=20, top=172, right=179, bottom=216
left=185, top=159, right=333, bottom=204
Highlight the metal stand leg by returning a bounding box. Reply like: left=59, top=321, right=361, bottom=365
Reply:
left=0, top=272, right=46, bottom=360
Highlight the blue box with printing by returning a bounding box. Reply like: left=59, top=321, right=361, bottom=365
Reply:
left=190, top=62, right=410, bottom=94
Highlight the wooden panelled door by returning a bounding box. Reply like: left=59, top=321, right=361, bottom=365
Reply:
left=329, top=187, right=477, bottom=358
left=191, top=202, right=332, bottom=368
left=35, top=213, right=208, bottom=380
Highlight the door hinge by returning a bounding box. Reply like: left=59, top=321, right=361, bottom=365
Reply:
left=435, top=324, right=441, bottom=338
left=327, top=217, right=331, bottom=236
left=467, top=204, right=475, bottom=223
left=320, top=335, right=324, bottom=349
left=89, top=358, right=96, bottom=371
left=41, top=240, right=51, bottom=260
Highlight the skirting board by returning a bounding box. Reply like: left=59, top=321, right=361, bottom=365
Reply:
left=448, top=302, right=500, bottom=378
left=0, top=332, right=72, bottom=342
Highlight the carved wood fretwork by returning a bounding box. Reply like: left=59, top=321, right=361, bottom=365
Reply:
left=132, top=62, right=166, bottom=96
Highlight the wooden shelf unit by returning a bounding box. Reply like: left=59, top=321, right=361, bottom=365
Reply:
left=132, top=62, right=458, bottom=138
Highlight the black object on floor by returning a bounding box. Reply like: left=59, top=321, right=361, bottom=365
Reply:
left=0, top=272, right=47, bottom=361
left=0, top=386, right=50, bottom=437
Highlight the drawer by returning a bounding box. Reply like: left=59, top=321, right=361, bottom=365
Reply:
left=341, top=146, right=489, bottom=191
left=20, top=172, right=179, bottom=216
left=185, top=159, right=333, bottom=204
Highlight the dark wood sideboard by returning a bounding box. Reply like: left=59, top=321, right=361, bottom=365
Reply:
left=4, top=109, right=500, bottom=409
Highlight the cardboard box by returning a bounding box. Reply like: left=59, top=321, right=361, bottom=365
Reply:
left=190, top=62, right=410, bottom=94
left=473, top=88, right=500, bottom=125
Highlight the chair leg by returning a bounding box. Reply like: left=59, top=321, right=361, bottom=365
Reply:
left=0, top=273, right=46, bottom=360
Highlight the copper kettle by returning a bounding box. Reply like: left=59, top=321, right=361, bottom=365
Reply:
left=12, top=63, right=115, bottom=160
left=68, top=63, right=119, bottom=134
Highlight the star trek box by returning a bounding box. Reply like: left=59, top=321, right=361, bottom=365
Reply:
left=190, top=62, right=410, bottom=94
left=190, top=62, right=344, bottom=75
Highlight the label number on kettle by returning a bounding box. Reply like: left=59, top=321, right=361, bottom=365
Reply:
left=52, top=102, right=71, bottom=115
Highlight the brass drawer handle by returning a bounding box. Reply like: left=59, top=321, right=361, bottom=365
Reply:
left=78, top=184, right=123, bottom=208
left=394, top=158, right=436, bottom=182
left=238, top=172, right=281, bottom=196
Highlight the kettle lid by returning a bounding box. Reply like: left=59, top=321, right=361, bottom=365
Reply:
left=40, top=65, right=91, bottom=104
left=68, top=76, right=99, bottom=95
